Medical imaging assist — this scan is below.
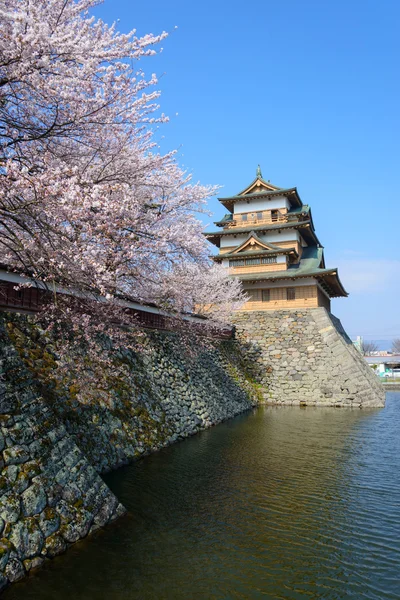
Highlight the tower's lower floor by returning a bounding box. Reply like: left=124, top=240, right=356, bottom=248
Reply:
left=241, top=283, right=331, bottom=312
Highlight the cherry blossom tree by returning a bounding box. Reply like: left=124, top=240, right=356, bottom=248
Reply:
left=0, top=0, right=245, bottom=337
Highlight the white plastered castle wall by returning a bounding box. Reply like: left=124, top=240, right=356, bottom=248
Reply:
left=234, top=195, right=290, bottom=213
left=220, top=230, right=301, bottom=248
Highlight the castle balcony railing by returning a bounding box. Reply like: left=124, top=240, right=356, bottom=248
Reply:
left=223, top=211, right=307, bottom=230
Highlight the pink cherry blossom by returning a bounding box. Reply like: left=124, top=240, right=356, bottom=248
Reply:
left=0, top=0, right=246, bottom=354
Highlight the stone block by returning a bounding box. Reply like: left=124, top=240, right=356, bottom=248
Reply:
left=3, top=446, right=29, bottom=466
left=44, top=533, right=66, bottom=558
left=0, top=493, right=21, bottom=523
left=21, top=484, right=47, bottom=517
left=39, top=508, right=60, bottom=538
left=9, top=519, right=44, bottom=559
left=5, top=558, right=24, bottom=582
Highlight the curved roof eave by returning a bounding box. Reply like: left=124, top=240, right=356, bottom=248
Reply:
left=205, top=220, right=310, bottom=238
left=326, top=270, right=348, bottom=297
left=218, top=187, right=303, bottom=210
left=204, top=220, right=322, bottom=248
left=230, top=268, right=348, bottom=297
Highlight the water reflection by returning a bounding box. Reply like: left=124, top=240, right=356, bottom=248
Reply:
left=5, top=394, right=400, bottom=600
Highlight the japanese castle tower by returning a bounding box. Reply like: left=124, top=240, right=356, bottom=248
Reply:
left=206, top=167, right=347, bottom=312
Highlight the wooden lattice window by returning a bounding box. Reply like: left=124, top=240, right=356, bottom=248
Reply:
left=248, top=290, right=261, bottom=302
left=230, top=256, right=278, bottom=267
left=261, top=256, right=277, bottom=264
left=287, top=288, right=296, bottom=301
left=229, top=259, right=244, bottom=266
left=262, top=289, right=270, bottom=302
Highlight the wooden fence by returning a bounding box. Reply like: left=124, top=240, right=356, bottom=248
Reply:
left=0, top=280, right=233, bottom=339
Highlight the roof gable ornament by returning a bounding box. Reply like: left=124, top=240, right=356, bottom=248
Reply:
left=236, top=168, right=281, bottom=197
left=232, top=232, right=282, bottom=254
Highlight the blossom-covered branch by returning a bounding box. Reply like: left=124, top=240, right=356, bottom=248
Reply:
left=0, top=0, right=245, bottom=335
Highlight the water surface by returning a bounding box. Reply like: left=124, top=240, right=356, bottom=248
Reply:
left=5, top=393, right=400, bottom=599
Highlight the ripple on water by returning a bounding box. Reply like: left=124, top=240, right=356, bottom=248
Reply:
left=4, top=392, right=400, bottom=600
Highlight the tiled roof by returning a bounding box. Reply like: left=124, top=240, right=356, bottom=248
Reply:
left=214, top=213, right=234, bottom=226
left=205, top=220, right=309, bottom=238
left=205, top=220, right=321, bottom=247
left=219, top=187, right=296, bottom=202
left=218, top=187, right=303, bottom=211
left=230, top=246, right=348, bottom=297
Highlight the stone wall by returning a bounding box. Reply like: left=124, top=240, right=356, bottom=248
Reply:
left=0, top=318, right=125, bottom=590
left=0, top=314, right=258, bottom=590
left=232, top=308, right=385, bottom=407
left=0, top=306, right=385, bottom=590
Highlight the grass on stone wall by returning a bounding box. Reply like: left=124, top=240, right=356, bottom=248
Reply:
left=3, top=313, right=262, bottom=473
left=4, top=315, right=172, bottom=470
left=220, top=341, right=265, bottom=405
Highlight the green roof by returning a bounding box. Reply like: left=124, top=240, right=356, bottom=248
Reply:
left=231, top=167, right=283, bottom=196
left=206, top=220, right=308, bottom=238
left=289, top=204, right=310, bottom=215
left=205, top=219, right=321, bottom=247
left=235, top=175, right=282, bottom=196
left=214, top=213, right=234, bottom=226
left=229, top=246, right=348, bottom=298
left=219, top=187, right=295, bottom=202
left=218, top=187, right=303, bottom=210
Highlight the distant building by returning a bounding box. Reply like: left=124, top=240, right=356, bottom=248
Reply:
left=206, top=167, right=348, bottom=311
left=365, top=356, right=400, bottom=378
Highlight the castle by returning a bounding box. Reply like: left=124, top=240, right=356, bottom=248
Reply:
left=206, top=167, right=347, bottom=312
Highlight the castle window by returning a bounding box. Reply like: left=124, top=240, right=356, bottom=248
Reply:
left=229, top=256, right=278, bottom=267
left=261, top=256, right=277, bottom=264
left=262, top=289, right=270, bottom=302
left=287, top=288, right=296, bottom=301
left=271, top=210, right=279, bottom=222
left=230, top=259, right=245, bottom=267
left=257, top=212, right=263, bottom=220
left=241, top=214, right=247, bottom=222
left=248, top=290, right=261, bottom=301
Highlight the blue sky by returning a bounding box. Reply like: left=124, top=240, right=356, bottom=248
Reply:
left=94, top=0, right=400, bottom=347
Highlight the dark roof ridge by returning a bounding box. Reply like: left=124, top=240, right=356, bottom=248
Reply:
left=218, top=186, right=297, bottom=202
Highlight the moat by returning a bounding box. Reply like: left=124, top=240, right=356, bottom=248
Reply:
left=4, top=393, right=399, bottom=600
